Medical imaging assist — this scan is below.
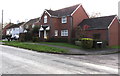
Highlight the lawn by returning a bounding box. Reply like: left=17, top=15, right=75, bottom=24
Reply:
left=3, top=41, right=68, bottom=54
left=110, top=45, right=120, bottom=49
left=39, top=42, right=81, bottom=49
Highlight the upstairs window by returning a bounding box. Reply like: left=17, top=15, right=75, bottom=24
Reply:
left=44, top=15, right=47, bottom=23
left=61, top=16, right=67, bottom=23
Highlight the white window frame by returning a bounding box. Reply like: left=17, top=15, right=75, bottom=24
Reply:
left=26, top=25, right=29, bottom=29
left=32, top=24, right=35, bottom=28
left=61, top=30, right=68, bottom=36
left=44, top=15, right=47, bottom=23
left=55, top=30, right=58, bottom=36
left=61, top=16, right=67, bottom=23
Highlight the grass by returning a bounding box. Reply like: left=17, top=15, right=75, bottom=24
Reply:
left=38, top=42, right=81, bottom=49
left=109, top=45, right=120, bottom=49
left=3, top=41, right=68, bottom=53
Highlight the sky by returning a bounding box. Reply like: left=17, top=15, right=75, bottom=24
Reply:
left=0, top=0, right=120, bottom=24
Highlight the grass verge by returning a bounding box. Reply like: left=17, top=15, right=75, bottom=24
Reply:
left=3, top=41, right=68, bottom=54
left=109, top=45, right=120, bottom=49
left=38, top=42, right=81, bottom=49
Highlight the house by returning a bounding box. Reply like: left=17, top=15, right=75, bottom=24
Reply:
left=21, top=18, right=39, bottom=33
left=38, top=4, right=89, bottom=42
left=6, top=22, right=24, bottom=39
left=77, top=15, right=120, bottom=46
left=2, top=23, right=13, bottom=36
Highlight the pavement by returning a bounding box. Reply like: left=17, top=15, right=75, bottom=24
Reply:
left=0, top=45, right=119, bottom=74
left=26, top=42, right=120, bottom=55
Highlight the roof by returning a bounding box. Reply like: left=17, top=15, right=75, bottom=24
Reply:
left=24, top=18, right=39, bottom=26
left=2, top=23, right=13, bottom=35
left=46, top=4, right=80, bottom=17
left=8, top=22, right=24, bottom=29
left=78, top=15, right=116, bottom=30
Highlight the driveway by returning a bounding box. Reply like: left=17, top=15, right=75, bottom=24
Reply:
left=0, top=45, right=119, bottom=74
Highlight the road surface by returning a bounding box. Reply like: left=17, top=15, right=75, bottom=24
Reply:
left=0, top=45, right=119, bottom=74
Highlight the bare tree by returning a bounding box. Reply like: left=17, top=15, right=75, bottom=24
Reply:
left=89, top=12, right=101, bottom=18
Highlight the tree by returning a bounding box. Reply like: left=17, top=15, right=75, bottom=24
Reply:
left=76, top=24, right=91, bottom=39
left=31, top=26, right=40, bottom=36
left=89, top=12, right=101, bottom=18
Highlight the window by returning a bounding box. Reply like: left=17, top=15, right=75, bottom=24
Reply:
left=61, top=30, right=68, bottom=36
left=61, top=16, right=67, bottom=23
left=55, top=30, right=58, bottom=36
left=32, top=24, right=35, bottom=28
left=26, top=25, right=28, bottom=29
left=93, top=34, right=101, bottom=39
left=44, top=15, right=47, bottom=23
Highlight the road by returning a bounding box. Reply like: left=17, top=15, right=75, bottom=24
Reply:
left=0, top=45, right=119, bottom=74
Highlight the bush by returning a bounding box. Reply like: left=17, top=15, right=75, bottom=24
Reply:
left=71, top=38, right=78, bottom=44
left=32, top=37, right=40, bottom=42
left=19, top=33, right=32, bottom=42
left=2, top=35, right=6, bottom=39
left=75, top=41, right=82, bottom=46
left=19, top=33, right=25, bottom=42
left=80, top=38, right=93, bottom=49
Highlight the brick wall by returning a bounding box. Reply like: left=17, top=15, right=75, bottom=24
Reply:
left=76, top=29, right=108, bottom=40
left=72, top=5, right=89, bottom=38
left=108, top=17, right=119, bottom=46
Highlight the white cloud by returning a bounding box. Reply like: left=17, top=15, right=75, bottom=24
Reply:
left=0, top=0, right=119, bottom=23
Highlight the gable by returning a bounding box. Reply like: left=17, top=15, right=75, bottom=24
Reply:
left=39, top=11, right=51, bottom=23
left=45, top=4, right=80, bottom=17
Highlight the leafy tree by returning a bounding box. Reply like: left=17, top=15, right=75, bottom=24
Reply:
left=31, top=26, right=40, bottom=34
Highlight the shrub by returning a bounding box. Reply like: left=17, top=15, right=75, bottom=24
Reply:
left=80, top=38, right=93, bottom=41
left=80, top=38, right=93, bottom=49
left=71, top=38, right=78, bottom=44
left=32, top=37, right=40, bottom=42
left=19, top=33, right=25, bottom=42
left=19, top=33, right=32, bottom=42
left=2, top=35, right=7, bottom=39
left=75, top=41, right=82, bottom=46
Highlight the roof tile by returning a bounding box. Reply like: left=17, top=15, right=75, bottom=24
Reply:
left=78, top=15, right=116, bottom=30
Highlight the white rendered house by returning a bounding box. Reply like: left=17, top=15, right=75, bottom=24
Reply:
left=6, top=22, right=24, bottom=39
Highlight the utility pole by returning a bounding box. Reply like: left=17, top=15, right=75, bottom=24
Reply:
left=0, top=10, right=3, bottom=40
left=2, top=10, right=3, bottom=29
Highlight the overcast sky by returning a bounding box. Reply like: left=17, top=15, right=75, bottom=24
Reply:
left=0, top=0, right=119, bottom=24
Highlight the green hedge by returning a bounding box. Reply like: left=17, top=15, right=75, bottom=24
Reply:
left=80, top=38, right=93, bottom=49
left=75, top=41, right=82, bottom=46
left=32, top=37, right=40, bottom=42
left=19, top=33, right=32, bottom=42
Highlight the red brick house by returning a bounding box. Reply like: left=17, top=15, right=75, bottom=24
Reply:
left=38, top=4, right=89, bottom=42
left=77, top=15, right=120, bottom=46
left=2, top=23, right=13, bottom=36
left=22, top=18, right=39, bottom=33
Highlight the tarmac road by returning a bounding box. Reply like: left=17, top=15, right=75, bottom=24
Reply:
left=0, top=45, right=119, bottom=74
